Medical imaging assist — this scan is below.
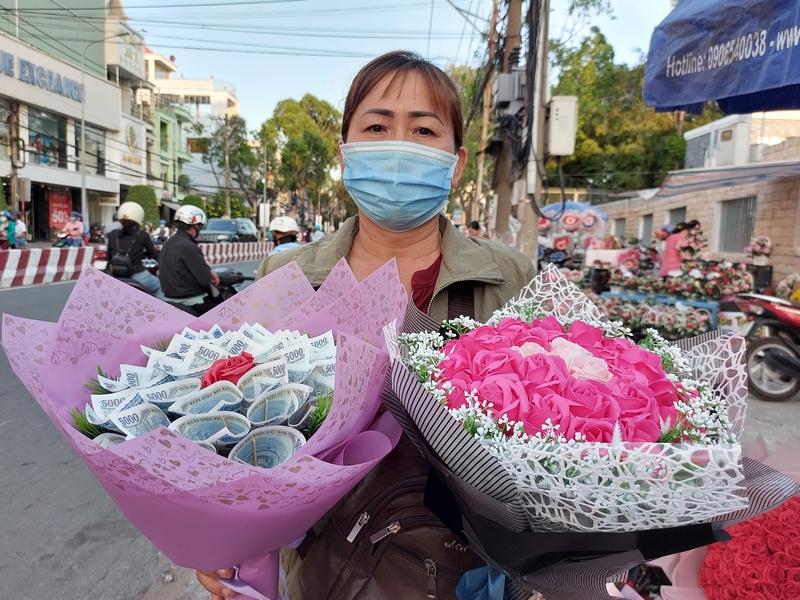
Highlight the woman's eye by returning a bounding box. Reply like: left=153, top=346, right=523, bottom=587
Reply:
left=367, top=124, right=385, bottom=133
left=416, top=128, right=433, bottom=136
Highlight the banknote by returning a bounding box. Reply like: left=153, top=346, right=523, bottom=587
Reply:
left=239, top=323, right=268, bottom=344
left=84, top=404, right=123, bottom=433
left=119, top=364, right=147, bottom=389
left=250, top=339, right=287, bottom=363
left=246, top=388, right=299, bottom=427
left=306, top=358, right=335, bottom=398
left=159, top=341, right=229, bottom=375
left=308, top=331, right=336, bottom=362
left=90, top=389, right=137, bottom=420
left=221, top=333, right=250, bottom=357
left=111, top=402, right=170, bottom=438
left=93, top=432, right=127, bottom=448
left=170, top=368, right=209, bottom=381
left=180, top=327, right=198, bottom=341
left=165, top=334, right=195, bottom=357
left=97, top=374, right=129, bottom=393
left=288, top=360, right=314, bottom=384
left=208, top=324, right=225, bottom=339
left=136, top=379, right=202, bottom=411
left=229, top=426, right=304, bottom=469
left=168, top=381, right=244, bottom=416
left=286, top=401, right=314, bottom=431
left=169, top=412, right=250, bottom=451
left=237, top=359, right=288, bottom=403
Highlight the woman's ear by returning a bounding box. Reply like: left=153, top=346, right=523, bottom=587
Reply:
left=337, top=140, right=345, bottom=176
left=451, top=146, right=469, bottom=188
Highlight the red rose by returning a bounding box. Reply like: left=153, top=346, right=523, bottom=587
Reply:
left=786, top=583, right=800, bottom=599
left=200, top=352, right=255, bottom=387
left=759, top=582, right=780, bottom=598
left=766, top=533, right=785, bottom=554
left=750, top=554, right=770, bottom=570
left=763, top=565, right=786, bottom=585
left=773, top=552, right=796, bottom=569
left=743, top=535, right=767, bottom=555
left=779, top=507, right=800, bottom=526
left=788, top=568, right=800, bottom=584
left=742, top=592, right=767, bottom=600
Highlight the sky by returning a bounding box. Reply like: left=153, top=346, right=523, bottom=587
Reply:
left=121, top=0, right=674, bottom=129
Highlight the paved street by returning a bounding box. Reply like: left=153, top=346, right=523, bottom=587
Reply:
left=1, top=264, right=799, bottom=600
left=0, top=261, right=259, bottom=600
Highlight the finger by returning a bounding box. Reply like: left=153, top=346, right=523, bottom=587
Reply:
left=196, top=569, right=237, bottom=598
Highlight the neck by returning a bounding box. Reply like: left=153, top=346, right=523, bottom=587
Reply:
left=349, top=213, right=442, bottom=294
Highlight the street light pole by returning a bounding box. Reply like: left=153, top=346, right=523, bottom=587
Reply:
left=80, top=33, right=125, bottom=222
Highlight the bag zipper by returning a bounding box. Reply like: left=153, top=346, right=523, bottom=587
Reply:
left=345, top=476, right=428, bottom=543
left=385, top=542, right=468, bottom=599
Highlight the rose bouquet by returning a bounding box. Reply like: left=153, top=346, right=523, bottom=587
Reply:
left=743, top=235, right=772, bottom=258
left=698, top=496, right=800, bottom=600
left=382, top=266, right=800, bottom=600
left=637, top=274, right=664, bottom=295
left=680, top=227, right=708, bottom=258
left=2, top=258, right=408, bottom=600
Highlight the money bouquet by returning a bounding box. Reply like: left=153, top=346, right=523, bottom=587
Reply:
left=2, top=257, right=408, bottom=600
left=382, top=265, right=800, bottom=600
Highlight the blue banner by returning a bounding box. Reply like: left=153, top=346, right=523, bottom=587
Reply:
left=644, top=0, right=800, bottom=114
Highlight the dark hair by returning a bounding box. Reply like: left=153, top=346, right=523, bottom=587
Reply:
left=673, top=222, right=689, bottom=233
left=685, top=219, right=700, bottom=229
left=341, top=51, right=464, bottom=150
left=467, top=221, right=481, bottom=230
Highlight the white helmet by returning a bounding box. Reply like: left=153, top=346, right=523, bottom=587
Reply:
left=175, top=205, right=207, bottom=227
left=269, top=216, right=299, bottom=233
left=117, top=202, right=145, bottom=226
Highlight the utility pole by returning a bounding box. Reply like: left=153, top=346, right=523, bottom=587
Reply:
left=473, top=0, right=500, bottom=226
left=223, top=114, right=232, bottom=218
left=492, top=0, right=523, bottom=244
left=518, top=0, right=549, bottom=259
left=9, top=101, right=20, bottom=212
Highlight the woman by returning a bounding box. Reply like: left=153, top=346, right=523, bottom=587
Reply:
left=106, top=201, right=165, bottom=299
left=198, top=51, right=535, bottom=600
left=659, top=221, right=690, bottom=277
left=60, top=212, right=84, bottom=247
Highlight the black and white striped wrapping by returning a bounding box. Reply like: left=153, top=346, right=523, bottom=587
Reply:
left=382, top=303, right=800, bottom=599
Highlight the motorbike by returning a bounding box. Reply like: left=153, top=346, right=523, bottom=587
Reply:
left=735, top=292, right=800, bottom=401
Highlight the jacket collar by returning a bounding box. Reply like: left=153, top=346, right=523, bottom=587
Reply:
left=299, top=214, right=506, bottom=290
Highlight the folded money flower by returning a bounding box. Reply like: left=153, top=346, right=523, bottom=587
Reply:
left=383, top=265, right=800, bottom=600
left=2, top=257, right=408, bottom=600
left=201, top=352, right=256, bottom=387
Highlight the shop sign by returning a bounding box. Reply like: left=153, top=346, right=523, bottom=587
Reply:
left=0, top=48, right=85, bottom=103
left=49, top=191, right=72, bottom=228
left=718, top=311, right=750, bottom=335
left=98, top=197, right=119, bottom=207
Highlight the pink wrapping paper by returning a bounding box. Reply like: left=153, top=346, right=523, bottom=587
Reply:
left=2, top=260, right=408, bottom=600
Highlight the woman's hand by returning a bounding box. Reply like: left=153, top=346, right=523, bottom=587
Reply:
left=196, top=568, right=237, bottom=599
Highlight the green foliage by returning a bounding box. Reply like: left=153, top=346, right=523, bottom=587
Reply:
left=71, top=408, right=105, bottom=438
left=549, top=27, right=723, bottom=191
left=205, top=192, right=250, bottom=218
left=124, top=185, right=159, bottom=225
left=302, top=391, right=333, bottom=439
left=0, top=181, right=7, bottom=211
left=181, top=194, right=205, bottom=210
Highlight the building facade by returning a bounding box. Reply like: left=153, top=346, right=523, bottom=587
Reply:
left=0, top=1, right=150, bottom=240
left=144, top=49, right=240, bottom=198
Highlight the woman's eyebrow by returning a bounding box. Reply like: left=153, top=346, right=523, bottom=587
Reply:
left=359, top=108, right=444, bottom=125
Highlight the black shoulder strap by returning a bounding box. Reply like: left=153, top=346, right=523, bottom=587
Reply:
left=447, top=281, right=475, bottom=320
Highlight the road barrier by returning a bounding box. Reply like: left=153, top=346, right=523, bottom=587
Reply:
left=199, top=241, right=273, bottom=266
left=0, top=247, right=95, bottom=289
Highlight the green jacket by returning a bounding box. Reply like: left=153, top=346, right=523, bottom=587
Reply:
left=256, top=215, right=536, bottom=322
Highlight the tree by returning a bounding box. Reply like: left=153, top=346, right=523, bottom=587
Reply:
left=192, top=116, right=260, bottom=212
left=124, top=185, right=159, bottom=226
left=548, top=27, right=723, bottom=192
left=181, top=194, right=205, bottom=210
left=205, top=192, right=250, bottom=219
left=261, top=94, right=341, bottom=224
left=0, top=181, right=7, bottom=212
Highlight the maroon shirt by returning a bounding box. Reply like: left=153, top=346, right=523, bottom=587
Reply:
left=410, top=255, right=442, bottom=313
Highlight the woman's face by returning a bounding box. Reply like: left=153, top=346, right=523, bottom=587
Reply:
left=340, top=70, right=468, bottom=188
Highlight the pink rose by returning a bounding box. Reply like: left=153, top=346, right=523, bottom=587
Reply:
left=513, top=341, right=547, bottom=357
left=549, top=338, right=612, bottom=383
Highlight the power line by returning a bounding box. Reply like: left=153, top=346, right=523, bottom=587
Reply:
left=12, top=0, right=307, bottom=11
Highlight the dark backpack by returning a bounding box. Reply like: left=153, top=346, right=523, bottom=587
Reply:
left=282, top=284, right=483, bottom=600
left=110, top=232, right=138, bottom=278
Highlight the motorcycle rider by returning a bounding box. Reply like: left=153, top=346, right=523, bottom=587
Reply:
left=60, top=212, right=84, bottom=247
left=106, top=202, right=165, bottom=300
left=268, top=216, right=301, bottom=255
left=159, top=205, right=221, bottom=315
left=152, top=219, right=170, bottom=243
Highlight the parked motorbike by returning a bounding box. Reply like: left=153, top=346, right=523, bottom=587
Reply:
left=735, top=292, right=800, bottom=401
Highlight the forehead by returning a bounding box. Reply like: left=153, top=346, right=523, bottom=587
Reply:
left=357, top=71, right=450, bottom=121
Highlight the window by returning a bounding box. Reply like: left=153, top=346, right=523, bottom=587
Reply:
left=154, top=68, right=168, bottom=79
left=0, top=97, right=9, bottom=159
left=186, top=138, right=203, bottom=153
left=719, top=196, right=757, bottom=253
left=720, top=129, right=733, bottom=142
left=160, top=120, right=169, bottom=151
left=75, top=124, right=106, bottom=176
left=668, top=207, right=686, bottom=226
left=640, top=213, right=653, bottom=244
left=613, top=218, right=626, bottom=238
left=27, top=108, right=67, bottom=168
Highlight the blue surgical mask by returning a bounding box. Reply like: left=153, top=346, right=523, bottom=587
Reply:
left=341, top=141, right=458, bottom=233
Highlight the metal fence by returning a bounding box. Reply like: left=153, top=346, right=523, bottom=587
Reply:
left=719, top=196, right=757, bottom=253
